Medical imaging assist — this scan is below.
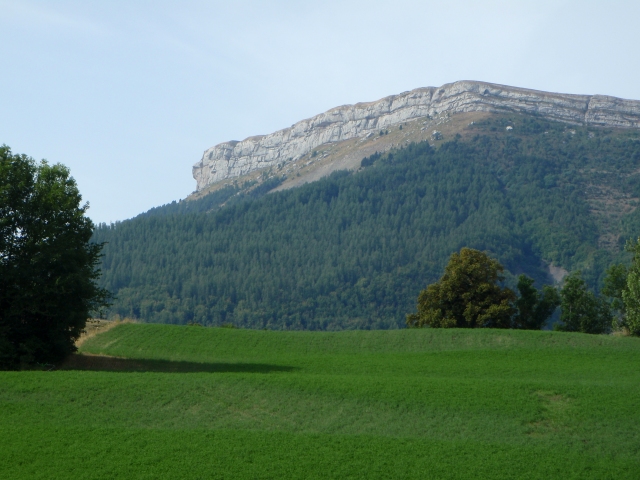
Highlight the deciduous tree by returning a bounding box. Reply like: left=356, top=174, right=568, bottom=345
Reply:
left=603, top=263, right=628, bottom=331
left=621, top=238, right=640, bottom=335
left=407, top=248, right=516, bottom=328
left=512, top=275, right=560, bottom=330
left=0, top=146, right=110, bottom=369
left=556, top=272, right=611, bottom=334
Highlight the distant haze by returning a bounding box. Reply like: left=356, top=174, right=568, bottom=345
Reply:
left=2, top=0, right=639, bottom=224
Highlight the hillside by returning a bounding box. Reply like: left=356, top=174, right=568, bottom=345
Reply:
left=1, top=324, right=638, bottom=478
left=93, top=114, right=640, bottom=328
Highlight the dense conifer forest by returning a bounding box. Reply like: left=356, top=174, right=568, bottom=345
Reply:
left=93, top=115, right=640, bottom=329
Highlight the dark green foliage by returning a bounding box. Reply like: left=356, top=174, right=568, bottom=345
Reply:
left=92, top=117, right=640, bottom=329
left=623, top=270, right=640, bottom=335
left=556, top=272, right=612, bottom=334
left=360, top=151, right=381, bottom=168
left=0, top=146, right=110, bottom=369
left=141, top=185, right=239, bottom=217
left=602, top=263, right=629, bottom=316
left=246, top=176, right=283, bottom=198
left=513, top=275, right=560, bottom=329
left=406, top=248, right=516, bottom=328
left=622, top=237, right=640, bottom=335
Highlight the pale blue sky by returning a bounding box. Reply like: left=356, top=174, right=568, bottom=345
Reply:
left=2, top=0, right=639, bottom=224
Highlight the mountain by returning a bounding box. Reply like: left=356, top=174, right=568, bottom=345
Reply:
left=192, top=80, right=640, bottom=196
left=93, top=90, right=640, bottom=329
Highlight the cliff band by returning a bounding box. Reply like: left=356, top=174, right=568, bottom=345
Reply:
left=193, top=80, right=640, bottom=191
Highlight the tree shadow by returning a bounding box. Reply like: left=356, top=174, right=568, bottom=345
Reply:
left=59, top=354, right=297, bottom=374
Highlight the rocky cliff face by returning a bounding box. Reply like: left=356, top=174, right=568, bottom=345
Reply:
left=193, top=80, right=640, bottom=191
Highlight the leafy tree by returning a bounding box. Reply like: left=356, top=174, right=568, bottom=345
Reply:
left=0, top=146, right=110, bottom=369
left=512, top=275, right=560, bottom=329
left=622, top=270, right=640, bottom=335
left=603, top=263, right=628, bottom=311
left=556, top=272, right=611, bottom=334
left=602, top=263, right=628, bottom=330
left=407, top=248, right=516, bottom=328
left=621, top=238, right=640, bottom=335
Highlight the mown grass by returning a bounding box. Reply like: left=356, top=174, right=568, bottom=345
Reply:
left=1, top=324, right=639, bottom=478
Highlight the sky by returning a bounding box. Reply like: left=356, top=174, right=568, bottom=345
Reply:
left=1, top=0, right=639, bottom=224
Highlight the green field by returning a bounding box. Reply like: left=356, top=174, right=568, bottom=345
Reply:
left=1, top=324, right=639, bottom=478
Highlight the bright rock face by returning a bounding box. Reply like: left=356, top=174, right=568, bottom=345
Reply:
left=193, top=80, right=640, bottom=191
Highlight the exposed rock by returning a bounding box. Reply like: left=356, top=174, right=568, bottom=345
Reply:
left=548, top=264, right=569, bottom=283
left=193, top=80, right=640, bottom=191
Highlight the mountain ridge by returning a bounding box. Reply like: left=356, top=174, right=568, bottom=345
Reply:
left=193, top=80, right=640, bottom=191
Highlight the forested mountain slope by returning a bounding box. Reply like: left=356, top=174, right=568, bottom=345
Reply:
left=93, top=115, right=640, bottom=329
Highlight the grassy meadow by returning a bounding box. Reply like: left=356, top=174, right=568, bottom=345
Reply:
left=1, top=323, right=639, bottom=478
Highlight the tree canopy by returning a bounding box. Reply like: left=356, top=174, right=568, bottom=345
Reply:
left=0, top=146, right=109, bottom=369
left=512, top=275, right=561, bottom=330
left=621, top=238, right=640, bottom=335
left=555, top=272, right=612, bottom=334
left=406, top=248, right=517, bottom=328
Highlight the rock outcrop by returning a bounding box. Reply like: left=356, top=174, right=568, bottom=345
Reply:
left=193, top=80, right=640, bottom=191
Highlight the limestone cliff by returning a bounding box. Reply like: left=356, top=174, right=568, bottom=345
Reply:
left=193, top=80, right=640, bottom=191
